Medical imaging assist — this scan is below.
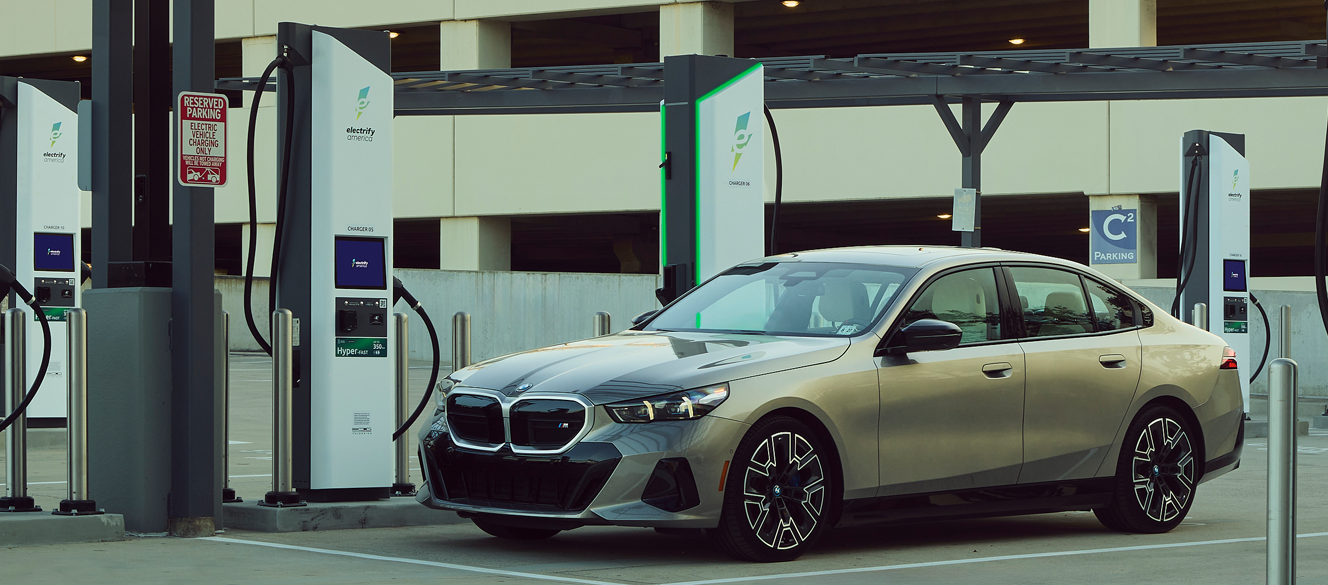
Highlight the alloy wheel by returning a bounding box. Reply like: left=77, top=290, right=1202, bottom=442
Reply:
left=1131, top=417, right=1195, bottom=523
left=742, top=431, right=827, bottom=550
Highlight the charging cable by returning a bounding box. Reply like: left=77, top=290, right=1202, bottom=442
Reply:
left=1317, top=90, right=1328, bottom=350
left=244, top=53, right=296, bottom=356
left=1248, top=292, right=1271, bottom=384
left=763, top=105, right=784, bottom=256
left=1171, top=152, right=1202, bottom=319
left=391, top=277, right=441, bottom=440
left=0, top=264, right=52, bottom=434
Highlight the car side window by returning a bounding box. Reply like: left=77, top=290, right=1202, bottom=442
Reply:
left=901, top=268, right=1002, bottom=344
left=1085, top=278, right=1136, bottom=331
left=1008, top=267, right=1093, bottom=338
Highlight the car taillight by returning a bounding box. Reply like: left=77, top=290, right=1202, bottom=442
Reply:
left=1220, top=346, right=1238, bottom=370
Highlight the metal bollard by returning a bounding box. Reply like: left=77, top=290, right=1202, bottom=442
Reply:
left=222, top=311, right=241, bottom=503
left=452, top=312, right=472, bottom=370
left=593, top=312, right=611, bottom=337
left=1279, top=305, right=1291, bottom=359
left=260, top=309, right=304, bottom=508
left=0, top=308, right=38, bottom=512
left=392, top=312, right=415, bottom=497
left=53, top=308, right=99, bottom=515
left=1191, top=302, right=1208, bottom=330
left=1267, top=358, right=1298, bottom=585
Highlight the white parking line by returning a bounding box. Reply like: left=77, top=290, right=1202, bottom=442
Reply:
left=202, top=537, right=621, bottom=585
left=662, top=532, right=1328, bottom=585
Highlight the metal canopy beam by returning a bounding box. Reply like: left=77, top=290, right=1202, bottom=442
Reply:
left=217, top=40, right=1328, bottom=115
left=169, top=0, right=217, bottom=537
left=91, top=0, right=133, bottom=288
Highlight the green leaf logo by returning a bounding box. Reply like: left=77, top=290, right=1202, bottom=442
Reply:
left=731, top=112, right=752, bottom=171
left=355, top=86, right=371, bottom=121
left=1232, top=169, right=1239, bottom=190
left=49, top=122, right=62, bottom=148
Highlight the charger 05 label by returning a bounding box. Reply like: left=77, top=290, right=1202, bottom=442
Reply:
left=335, top=337, right=388, bottom=357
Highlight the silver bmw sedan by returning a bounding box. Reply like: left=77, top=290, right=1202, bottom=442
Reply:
left=416, top=246, right=1244, bottom=562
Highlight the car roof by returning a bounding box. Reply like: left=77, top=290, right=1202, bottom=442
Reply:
left=757, top=245, right=1084, bottom=272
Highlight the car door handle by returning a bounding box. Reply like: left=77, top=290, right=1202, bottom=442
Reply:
left=1099, top=354, right=1127, bottom=369
left=981, top=362, right=1013, bottom=379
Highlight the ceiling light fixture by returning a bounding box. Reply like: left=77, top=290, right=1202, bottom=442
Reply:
left=782, top=1, right=800, bottom=7
left=1008, top=38, right=1026, bottom=45
left=388, top=31, right=400, bottom=39
left=72, top=55, right=87, bottom=62
left=1078, top=227, right=1091, bottom=233
left=937, top=214, right=953, bottom=219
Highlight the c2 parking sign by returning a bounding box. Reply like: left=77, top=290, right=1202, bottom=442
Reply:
left=1090, top=209, right=1137, bottom=264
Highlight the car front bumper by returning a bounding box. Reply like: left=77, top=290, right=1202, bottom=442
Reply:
left=416, top=409, right=750, bottom=529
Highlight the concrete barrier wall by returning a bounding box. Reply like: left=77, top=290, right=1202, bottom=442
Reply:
left=216, top=273, right=1325, bottom=397
left=217, top=271, right=662, bottom=364
left=393, top=269, right=662, bottom=365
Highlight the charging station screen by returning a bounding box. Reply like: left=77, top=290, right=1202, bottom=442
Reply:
left=1223, top=259, right=1247, bottom=292
left=33, top=233, right=75, bottom=272
left=335, top=236, right=386, bottom=290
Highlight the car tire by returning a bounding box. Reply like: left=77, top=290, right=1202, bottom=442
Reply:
left=708, top=416, right=833, bottom=562
left=472, top=517, right=561, bottom=540
left=1094, top=404, right=1199, bottom=534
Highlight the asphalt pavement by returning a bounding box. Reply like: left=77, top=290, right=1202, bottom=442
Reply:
left=1, top=352, right=1325, bottom=584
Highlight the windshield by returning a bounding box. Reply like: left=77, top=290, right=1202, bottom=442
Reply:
left=644, top=262, right=917, bottom=337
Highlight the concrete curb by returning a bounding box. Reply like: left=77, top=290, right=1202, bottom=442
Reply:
left=1244, top=419, right=1310, bottom=439
left=223, top=498, right=465, bottom=532
left=0, top=513, right=125, bottom=547
left=0, top=428, right=67, bottom=451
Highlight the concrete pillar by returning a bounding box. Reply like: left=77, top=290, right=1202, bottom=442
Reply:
left=440, top=20, right=511, bottom=70
left=1089, top=0, right=1157, bottom=48
left=440, top=217, right=511, bottom=271
left=660, top=2, right=735, bottom=58
left=241, top=222, right=275, bottom=276
left=241, top=36, right=278, bottom=101
left=1088, top=194, right=1157, bottom=281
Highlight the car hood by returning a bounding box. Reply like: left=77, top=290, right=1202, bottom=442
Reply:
left=449, top=330, right=851, bottom=405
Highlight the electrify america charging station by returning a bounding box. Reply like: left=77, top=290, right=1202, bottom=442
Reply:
left=657, top=55, right=765, bottom=305
left=275, top=24, right=395, bottom=501
left=1178, top=130, right=1251, bottom=412
left=0, top=77, right=81, bottom=423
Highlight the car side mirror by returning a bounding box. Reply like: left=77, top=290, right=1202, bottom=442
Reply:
left=631, top=310, right=659, bottom=326
left=879, top=319, right=964, bottom=355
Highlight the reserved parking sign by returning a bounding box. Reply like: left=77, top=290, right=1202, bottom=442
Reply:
left=177, top=91, right=227, bottom=186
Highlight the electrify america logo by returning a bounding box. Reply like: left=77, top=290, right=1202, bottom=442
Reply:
left=731, top=112, right=753, bottom=171
left=355, top=86, right=370, bottom=120
left=350, top=258, right=370, bottom=269
left=1228, top=169, right=1243, bottom=200
left=346, top=86, right=376, bottom=142
left=42, top=122, right=67, bottom=163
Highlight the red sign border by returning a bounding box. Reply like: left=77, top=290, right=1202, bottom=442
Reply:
left=177, top=91, right=229, bottom=187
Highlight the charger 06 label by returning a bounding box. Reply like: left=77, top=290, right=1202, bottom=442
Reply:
left=35, top=308, right=69, bottom=322
left=335, top=337, right=387, bottom=357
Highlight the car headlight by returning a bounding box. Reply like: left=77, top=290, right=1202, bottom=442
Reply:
left=605, top=383, right=729, bottom=423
